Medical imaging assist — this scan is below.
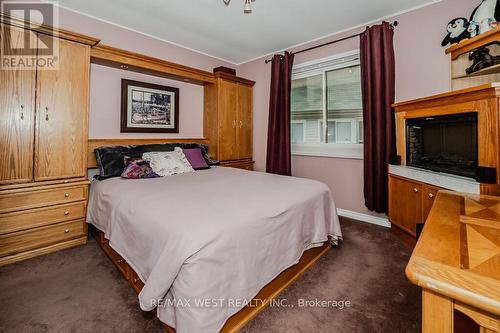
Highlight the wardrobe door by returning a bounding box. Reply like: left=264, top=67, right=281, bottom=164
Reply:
left=0, top=25, right=36, bottom=185
left=218, top=79, right=239, bottom=161
left=237, top=83, right=252, bottom=160
left=34, top=37, right=89, bottom=181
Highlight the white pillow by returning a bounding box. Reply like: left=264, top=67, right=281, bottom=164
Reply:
left=142, top=148, right=194, bottom=176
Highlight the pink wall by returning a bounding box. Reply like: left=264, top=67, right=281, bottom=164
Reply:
left=238, top=0, right=477, bottom=217
left=54, top=6, right=234, bottom=139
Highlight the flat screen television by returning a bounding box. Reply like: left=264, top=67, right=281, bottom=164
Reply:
left=406, top=112, right=478, bottom=178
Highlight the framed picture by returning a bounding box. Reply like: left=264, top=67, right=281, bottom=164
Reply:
left=121, top=79, right=179, bottom=133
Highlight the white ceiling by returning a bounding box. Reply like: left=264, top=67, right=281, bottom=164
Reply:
left=54, top=0, right=439, bottom=64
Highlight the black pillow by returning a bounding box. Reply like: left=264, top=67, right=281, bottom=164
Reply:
left=94, top=143, right=219, bottom=180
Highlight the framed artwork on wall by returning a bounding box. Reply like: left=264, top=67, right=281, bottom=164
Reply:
left=121, top=79, right=179, bottom=133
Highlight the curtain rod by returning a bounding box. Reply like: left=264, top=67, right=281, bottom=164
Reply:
left=264, top=21, right=398, bottom=64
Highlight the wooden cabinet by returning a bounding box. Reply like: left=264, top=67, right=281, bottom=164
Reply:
left=204, top=72, right=255, bottom=169
left=0, top=21, right=98, bottom=266
left=389, top=175, right=423, bottom=237
left=389, top=175, right=445, bottom=238
left=0, top=24, right=36, bottom=185
left=422, top=184, right=440, bottom=221
left=34, top=39, right=89, bottom=181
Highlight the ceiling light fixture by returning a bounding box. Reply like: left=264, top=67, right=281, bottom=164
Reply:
left=223, top=0, right=255, bottom=14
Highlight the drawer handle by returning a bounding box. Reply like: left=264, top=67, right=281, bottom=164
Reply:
left=133, top=277, right=140, bottom=283
left=64, top=229, right=70, bottom=233
left=64, top=193, right=70, bottom=198
left=413, top=188, right=419, bottom=193
left=117, top=259, right=124, bottom=263
left=64, top=210, right=70, bottom=215
left=428, top=193, right=434, bottom=198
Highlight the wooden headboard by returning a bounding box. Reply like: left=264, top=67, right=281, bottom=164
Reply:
left=87, top=138, right=209, bottom=169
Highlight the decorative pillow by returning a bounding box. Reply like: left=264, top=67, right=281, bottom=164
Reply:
left=182, top=148, right=210, bottom=170
left=94, top=143, right=219, bottom=180
left=121, top=156, right=160, bottom=179
left=142, top=148, right=194, bottom=176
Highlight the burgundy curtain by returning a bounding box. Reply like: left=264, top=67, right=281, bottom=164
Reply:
left=266, top=51, right=294, bottom=176
left=360, top=22, right=396, bottom=214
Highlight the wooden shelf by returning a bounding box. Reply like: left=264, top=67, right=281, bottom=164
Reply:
left=90, top=44, right=216, bottom=85
left=452, top=63, right=500, bottom=79
left=446, top=26, right=500, bottom=60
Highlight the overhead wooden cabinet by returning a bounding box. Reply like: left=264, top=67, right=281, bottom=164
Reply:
left=0, top=20, right=99, bottom=266
left=205, top=72, right=255, bottom=170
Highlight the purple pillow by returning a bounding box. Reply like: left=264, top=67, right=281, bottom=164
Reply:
left=121, top=156, right=160, bottom=179
left=182, top=148, right=210, bottom=170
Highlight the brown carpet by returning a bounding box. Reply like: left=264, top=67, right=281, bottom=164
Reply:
left=0, top=218, right=420, bottom=332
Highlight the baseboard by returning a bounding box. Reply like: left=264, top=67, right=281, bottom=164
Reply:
left=337, top=208, right=391, bottom=228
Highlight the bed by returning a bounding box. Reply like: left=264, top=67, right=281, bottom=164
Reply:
left=86, top=140, right=342, bottom=333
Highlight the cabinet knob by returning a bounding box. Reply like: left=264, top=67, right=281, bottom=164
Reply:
left=232, top=120, right=236, bottom=128
left=117, top=259, right=124, bottom=263
left=64, top=193, right=70, bottom=198
left=428, top=193, right=434, bottom=198
left=64, top=229, right=70, bottom=233
left=20, top=105, right=24, bottom=120
left=239, top=120, right=243, bottom=128
left=413, top=188, right=419, bottom=193
left=133, top=277, right=140, bottom=283
left=45, top=107, right=49, bottom=121
left=64, top=210, right=70, bottom=215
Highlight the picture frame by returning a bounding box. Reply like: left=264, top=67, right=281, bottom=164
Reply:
left=120, top=79, right=179, bottom=133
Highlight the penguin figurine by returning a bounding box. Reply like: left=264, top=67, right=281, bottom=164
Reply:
left=471, top=0, right=500, bottom=34
left=442, top=18, right=470, bottom=47
left=468, top=20, right=480, bottom=38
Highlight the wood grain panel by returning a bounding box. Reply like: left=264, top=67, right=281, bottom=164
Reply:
left=0, top=219, right=85, bottom=257
left=237, top=84, right=253, bottom=160
left=90, top=44, right=215, bottom=85
left=388, top=175, right=423, bottom=236
left=422, top=289, right=454, bottom=333
left=35, top=38, right=90, bottom=181
left=0, top=201, right=86, bottom=235
left=422, top=184, right=441, bottom=222
left=87, top=138, right=209, bottom=168
left=0, top=184, right=87, bottom=214
left=0, top=24, right=36, bottom=185
left=219, top=79, right=238, bottom=161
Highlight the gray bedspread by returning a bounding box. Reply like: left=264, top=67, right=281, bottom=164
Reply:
left=87, top=167, right=342, bottom=332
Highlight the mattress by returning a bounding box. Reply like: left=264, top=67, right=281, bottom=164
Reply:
left=86, top=167, right=342, bottom=332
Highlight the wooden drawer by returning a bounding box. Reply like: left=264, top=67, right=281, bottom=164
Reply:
left=101, top=238, right=129, bottom=278
left=0, top=201, right=87, bottom=235
left=220, top=159, right=254, bottom=171
left=0, top=219, right=86, bottom=257
left=130, top=270, right=145, bottom=294
left=0, top=185, right=87, bottom=213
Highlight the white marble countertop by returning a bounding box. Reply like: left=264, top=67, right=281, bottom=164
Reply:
left=388, top=165, right=480, bottom=194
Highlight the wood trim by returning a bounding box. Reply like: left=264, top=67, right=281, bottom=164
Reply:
left=87, top=138, right=209, bottom=168
left=446, top=26, right=500, bottom=60
left=0, top=235, right=86, bottom=267
left=393, top=83, right=500, bottom=111
left=94, top=229, right=330, bottom=333
left=90, top=44, right=216, bottom=85
left=0, top=13, right=100, bottom=46
left=214, top=72, right=256, bottom=86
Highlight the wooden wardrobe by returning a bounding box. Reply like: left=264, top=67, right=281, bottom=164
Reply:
left=204, top=72, right=255, bottom=170
left=0, top=20, right=98, bottom=266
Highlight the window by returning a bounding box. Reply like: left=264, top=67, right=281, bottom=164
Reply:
left=291, top=51, right=363, bottom=159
